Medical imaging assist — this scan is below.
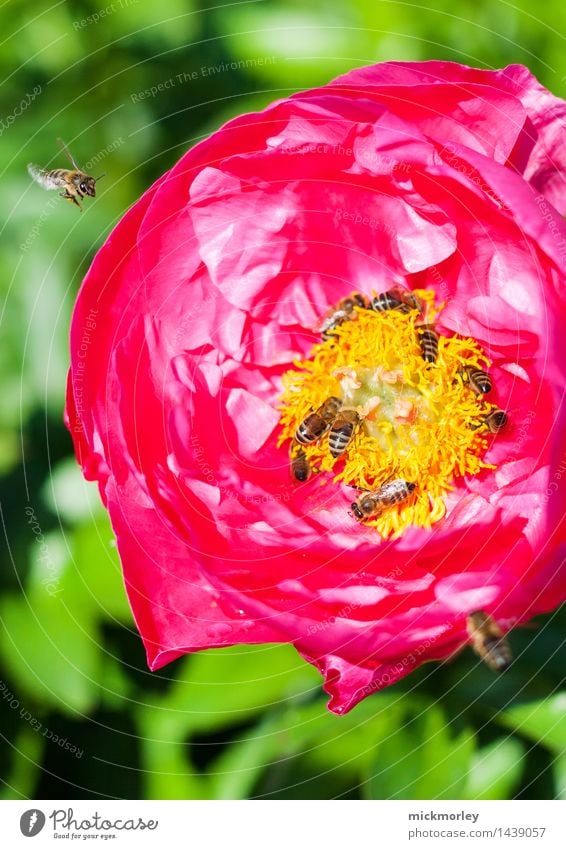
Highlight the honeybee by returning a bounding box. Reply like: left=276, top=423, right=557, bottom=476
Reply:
left=318, top=293, right=368, bottom=340
left=295, top=396, right=342, bottom=445
left=328, top=408, right=361, bottom=458
left=417, top=324, right=439, bottom=363
left=466, top=611, right=512, bottom=672
left=484, top=409, right=508, bottom=432
left=290, top=448, right=311, bottom=482
left=372, top=287, right=423, bottom=315
left=459, top=366, right=492, bottom=394
left=351, top=479, right=417, bottom=521
left=27, top=139, right=104, bottom=211
left=470, top=409, right=508, bottom=433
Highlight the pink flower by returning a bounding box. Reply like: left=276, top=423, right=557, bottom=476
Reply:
left=66, top=61, right=566, bottom=714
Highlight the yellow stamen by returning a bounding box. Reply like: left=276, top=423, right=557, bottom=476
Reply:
left=278, top=290, right=499, bottom=539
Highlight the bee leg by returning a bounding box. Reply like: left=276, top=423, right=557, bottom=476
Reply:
left=61, top=191, right=82, bottom=211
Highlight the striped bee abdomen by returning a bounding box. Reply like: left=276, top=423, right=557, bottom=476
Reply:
left=371, top=290, right=409, bottom=313
left=291, top=449, right=311, bottom=481
left=328, top=409, right=360, bottom=458
left=294, top=396, right=342, bottom=445
left=467, top=368, right=492, bottom=394
left=417, top=325, right=439, bottom=363
left=295, top=413, right=329, bottom=444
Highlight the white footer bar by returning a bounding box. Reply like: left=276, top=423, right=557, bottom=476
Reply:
left=1, top=800, right=563, bottom=848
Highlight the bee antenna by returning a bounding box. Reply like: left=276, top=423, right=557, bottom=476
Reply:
left=94, top=173, right=106, bottom=182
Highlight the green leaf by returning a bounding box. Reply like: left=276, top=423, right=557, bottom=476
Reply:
left=296, top=694, right=399, bottom=778
left=138, top=725, right=210, bottom=801
left=208, top=713, right=285, bottom=800
left=554, top=752, right=566, bottom=800
left=70, top=518, right=132, bottom=623
left=0, top=591, right=100, bottom=715
left=215, top=5, right=376, bottom=89
left=98, top=655, right=133, bottom=709
left=0, top=509, right=130, bottom=716
left=41, top=457, right=104, bottom=525
left=465, top=737, right=524, bottom=800
left=0, top=726, right=45, bottom=800
left=498, top=695, right=566, bottom=754
left=109, top=0, right=196, bottom=45
left=27, top=530, right=69, bottom=598
left=364, top=704, right=475, bottom=799
left=144, top=644, right=320, bottom=737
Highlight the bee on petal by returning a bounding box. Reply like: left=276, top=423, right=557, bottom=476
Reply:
left=290, top=447, right=311, bottom=482
left=318, top=293, right=368, bottom=340
left=351, top=479, right=417, bottom=521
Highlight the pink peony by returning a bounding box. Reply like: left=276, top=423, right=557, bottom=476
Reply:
left=66, top=61, right=566, bottom=713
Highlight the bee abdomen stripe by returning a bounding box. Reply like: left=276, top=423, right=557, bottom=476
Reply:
left=373, top=293, right=407, bottom=311
left=329, top=424, right=354, bottom=456
left=418, top=329, right=438, bottom=362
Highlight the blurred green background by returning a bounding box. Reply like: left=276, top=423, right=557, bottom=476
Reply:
left=1, top=0, right=565, bottom=801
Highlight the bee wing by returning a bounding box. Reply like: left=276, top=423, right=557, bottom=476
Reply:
left=57, top=138, right=80, bottom=169
left=315, top=306, right=334, bottom=333
left=317, top=306, right=350, bottom=334
left=27, top=163, right=61, bottom=190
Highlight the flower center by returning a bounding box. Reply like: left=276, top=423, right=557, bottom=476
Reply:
left=277, top=289, right=505, bottom=539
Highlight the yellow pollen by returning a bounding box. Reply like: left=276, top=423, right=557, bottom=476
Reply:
left=278, top=290, right=499, bottom=539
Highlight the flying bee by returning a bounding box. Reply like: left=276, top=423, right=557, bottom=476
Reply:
left=290, top=447, right=311, bottom=482
left=295, top=396, right=342, bottom=445
left=318, top=293, right=368, bottom=340
left=416, top=323, right=439, bottom=363
left=371, top=286, right=423, bottom=315
left=27, top=139, right=104, bottom=211
left=458, top=366, right=492, bottom=394
left=466, top=610, right=512, bottom=672
left=328, top=408, right=361, bottom=458
left=351, top=478, right=417, bottom=521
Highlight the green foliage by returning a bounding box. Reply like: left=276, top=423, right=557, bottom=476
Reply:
left=498, top=695, right=566, bottom=754
left=363, top=704, right=475, bottom=799
left=0, top=509, right=130, bottom=715
left=466, top=738, right=525, bottom=800
left=0, top=0, right=565, bottom=800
